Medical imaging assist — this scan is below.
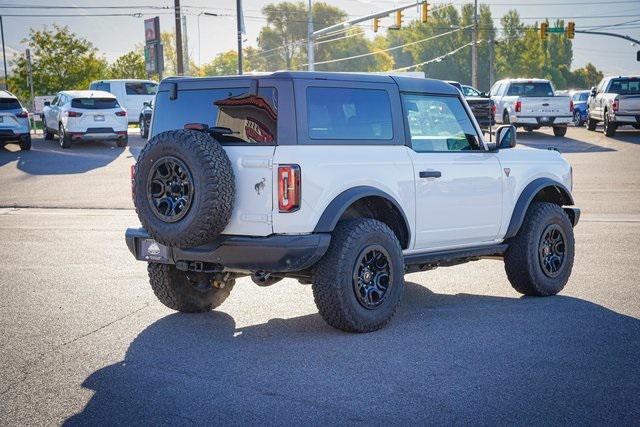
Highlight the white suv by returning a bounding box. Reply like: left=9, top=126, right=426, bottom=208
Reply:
left=42, top=90, right=128, bottom=148
left=89, top=79, right=158, bottom=124
left=125, top=72, right=580, bottom=333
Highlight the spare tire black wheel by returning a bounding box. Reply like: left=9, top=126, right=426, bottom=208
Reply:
left=134, top=129, right=235, bottom=248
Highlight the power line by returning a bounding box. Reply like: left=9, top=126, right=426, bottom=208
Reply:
left=392, top=40, right=482, bottom=72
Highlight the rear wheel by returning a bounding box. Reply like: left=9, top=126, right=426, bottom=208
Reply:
left=139, top=116, right=149, bottom=138
left=148, top=263, right=234, bottom=313
left=312, top=218, right=404, bottom=333
left=603, top=112, right=616, bottom=137
left=573, top=111, right=583, bottom=127
left=43, top=117, right=54, bottom=140
left=116, top=136, right=128, bottom=147
left=58, top=124, right=71, bottom=148
left=523, top=126, right=534, bottom=132
left=19, top=134, right=31, bottom=151
left=504, top=202, right=574, bottom=296
left=552, top=126, right=567, bottom=137
left=503, top=111, right=510, bottom=125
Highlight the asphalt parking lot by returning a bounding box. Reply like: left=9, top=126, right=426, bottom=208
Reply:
left=1, top=126, right=639, bottom=424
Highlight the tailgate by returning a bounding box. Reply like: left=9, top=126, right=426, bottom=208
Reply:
left=519, top=96, right=571, bottom=116
left=221, top=145, right=275, bottom=236
left=618, top=95, right=640, bottom=114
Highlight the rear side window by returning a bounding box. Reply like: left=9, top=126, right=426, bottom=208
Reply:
left=506, top=82, right=554, bottom=97
left=152, top=87, right=278, bottom=144
left=0, top=98, right=21, bottom=110
left=71, top=98, right=119, bottom=109
left=91, top=82, right=111, bottom=92
left=125, top=82, right=158, bottom=95
left=307, top=87, right=393, bottom=140
left=607, top=78, right=640, bottom=95
left=573, top=92, right=588, bottom=102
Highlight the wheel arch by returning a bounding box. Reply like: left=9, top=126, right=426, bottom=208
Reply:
left=504, top=178, right=574, bottom=239
left=313, top=186, right=411, bottom=249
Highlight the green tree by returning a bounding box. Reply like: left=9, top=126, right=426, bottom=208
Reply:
left=202, top=50, right=239, bottom=76
left=109, top=50, right=147, bottom=79
left=8, top=25, right=107, bottom=102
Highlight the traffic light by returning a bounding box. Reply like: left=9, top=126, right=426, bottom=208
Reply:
left=395, top=10, right=403, bottom=29
left=421, top=2, right=429, bottom=23
left=567, top=21, right=575, bottom=39
left=373, top=17, right=380, bottom=32
left=540, top=22, right=548, bottom=39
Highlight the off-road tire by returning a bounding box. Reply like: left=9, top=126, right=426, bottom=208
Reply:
left=134, top=129, right=235, bottom=248
left=552, top=126, right=567, bottom=137
left=587, top=116, right=597, bottom=131
left=504, top=202, right=575, bottom=296
left=312, top=218, right=404, bottom=333
left=116, top=136, right=128, bottom=147
left=603, top=112, right=616, bottom=137
left=19, top=134, right=31, bottom=151
left=148, top=263, right=234, bottom=313
left=59, top=124, right=71, bottom=148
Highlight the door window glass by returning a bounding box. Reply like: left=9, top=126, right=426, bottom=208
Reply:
left=306, top=87, right=393, bottom=140
left=402, top=94, right=480, bottom=152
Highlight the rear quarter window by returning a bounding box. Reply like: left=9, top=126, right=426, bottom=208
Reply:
left=125, top=82, right=158, bottom=95
left=0, top=98, right=21, bottom=110
left=151, top=87, right=278, bottom=144
left=71, top=98, right=120, bottom=109
left=306, top=87, right=393, bottom=140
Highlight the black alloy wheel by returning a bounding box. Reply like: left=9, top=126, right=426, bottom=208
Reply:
left=147, top=156, right=194, bottom=223
left=352, top=245, right=392, bottom=309
left=538, top=224, right=567, bottom=278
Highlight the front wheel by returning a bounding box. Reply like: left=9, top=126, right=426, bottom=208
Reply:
left=573, top=111, right=583, bottom=127
left=312, top=218, right=404, bottom=333
left=148, top=263, right=234, bottom=313
left=116, top=136, right=128, bottom=147
left=19, top=134, right=32, bottom=151
left=140, top=116, right=149, bottom=138
left=587, top=115, right=597, bottom=131
left=59, top=124, right=71, bottom=148
left=603, top=113, right=616, bottom=137
left=552, top=126, right=567, bottom=137
left=504, top=202, right=575, bottom=296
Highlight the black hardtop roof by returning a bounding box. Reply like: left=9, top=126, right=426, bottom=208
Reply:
left=159, top=71, right=458, bottom=96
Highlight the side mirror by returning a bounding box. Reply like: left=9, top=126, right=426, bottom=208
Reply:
left=44, top=101, right=50, bottom=107
left=481, top=91, right=489, bottom=97
left=143, top=101, right=150, bottom=107
left=590, top=87, right=596, bottom=97
left=496, top=125, right=517, bottom=149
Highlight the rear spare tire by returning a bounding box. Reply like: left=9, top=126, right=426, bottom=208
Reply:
left=134, top=129, right=235, bottom=248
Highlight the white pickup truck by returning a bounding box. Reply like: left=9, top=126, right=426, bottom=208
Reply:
left=490, top=78, right=573, bottom=136
left=587, top=75, right=640, bottom=137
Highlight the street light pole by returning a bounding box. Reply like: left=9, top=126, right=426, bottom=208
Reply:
left=471, top=0, right=478, bottom=88
left=307, top=0, right=314, bottom=71
left=236, top=0, right=243, bottom=75
left=0, top=16, right=8, bottom=90
left=174, top=0, right=184, bottom=75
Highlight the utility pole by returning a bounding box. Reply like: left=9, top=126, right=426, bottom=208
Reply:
left=174, top=0, right=184, bottom=75
left=236, top=0, right=243, bottom=75
left=471, top=0, right=478, bottom=88
left=307, top=0, right=314, bottom=71
left=181, top=14, right=189, bottom=74
left=25, top=49, right=34, bottom=109
left=488, top=37, right=494, bottom=89
left=0, top=16, right=7, bottom=90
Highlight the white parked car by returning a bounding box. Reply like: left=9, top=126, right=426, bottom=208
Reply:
left=42, top=90, right=128, bottom=148
left=490, top=78, right=573, bottom=136
left=89, top=79, right=158, bottom=123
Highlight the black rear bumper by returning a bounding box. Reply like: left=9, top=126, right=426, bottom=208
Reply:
left=125, top=228, right=331, bottom=273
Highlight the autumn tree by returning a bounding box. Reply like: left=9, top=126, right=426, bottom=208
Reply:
left=109, top=51, right=147, bottom=79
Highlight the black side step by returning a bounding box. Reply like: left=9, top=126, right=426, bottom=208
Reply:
left=404, top=243, right=508, bottom=273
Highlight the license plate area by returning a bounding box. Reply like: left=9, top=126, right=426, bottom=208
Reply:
left=94, top=115, right=105, bottom=121
left=139, top=239, right=170, bottom=262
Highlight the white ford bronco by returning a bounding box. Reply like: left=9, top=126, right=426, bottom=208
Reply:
left=126, top=72, right=579, bottom=333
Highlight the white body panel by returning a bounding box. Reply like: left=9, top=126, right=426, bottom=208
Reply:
left=89, top=80, right=157, bottom=123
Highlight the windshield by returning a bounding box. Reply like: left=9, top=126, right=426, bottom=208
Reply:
left=125, top=82, right=158, bottom=95
left=0, top=98, right=21, bottom=110
left=607, top=78, right=640, bottom=95
left=71, top=98, right=120, bottom=109
left=507, top=82, right=554, bottom=97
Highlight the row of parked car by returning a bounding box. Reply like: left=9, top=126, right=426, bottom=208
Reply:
left=0, top=79, right=157, bottom=151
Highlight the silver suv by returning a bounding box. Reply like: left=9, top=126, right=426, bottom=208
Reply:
left=0, top=90, right=31, bottom=151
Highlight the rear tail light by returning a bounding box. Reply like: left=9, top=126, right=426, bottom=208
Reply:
left=66, top=111, right=82, bottom=117
left=491, top=103, right=496, bottom=116
left=15, top=110, right=28, bottom=118
left=130, top=165, right=136, bottom=201
left=569, top=100, right=574, bottom=112
left=515, top=100, right=522, bottom=113
left=278, top=164, right=301, bottom=213
left=115, top=110, right=127, bottom=117
left=612, top=98, right=619, bottom=112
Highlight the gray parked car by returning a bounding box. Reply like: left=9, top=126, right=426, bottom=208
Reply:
left=0, top=90, right=31, bottom=150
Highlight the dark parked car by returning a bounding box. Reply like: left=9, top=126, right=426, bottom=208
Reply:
left=445, top=81, right=495, bottom=130
left=139, top=101, right=153, bottom=139
left=569, top=90, right=590, bottom=127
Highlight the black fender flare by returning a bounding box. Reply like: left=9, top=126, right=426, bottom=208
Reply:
left=504, top=177, right=574, bottom=239
left=313, top=186, right=410, bottom=236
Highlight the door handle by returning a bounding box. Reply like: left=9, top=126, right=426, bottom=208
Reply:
left=419, top=170, right=442, bottom=178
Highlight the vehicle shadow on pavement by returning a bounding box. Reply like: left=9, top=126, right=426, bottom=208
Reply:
left=607, top=129, right=640, bottom=146
left=64, top=281, right=640, bottom=425
left=516, top=131, right=616, bottom=153
left=0, top=136, right=144, bottom=174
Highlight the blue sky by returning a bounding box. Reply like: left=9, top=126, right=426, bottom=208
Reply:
left=1, top=0, right=639, bottom=77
